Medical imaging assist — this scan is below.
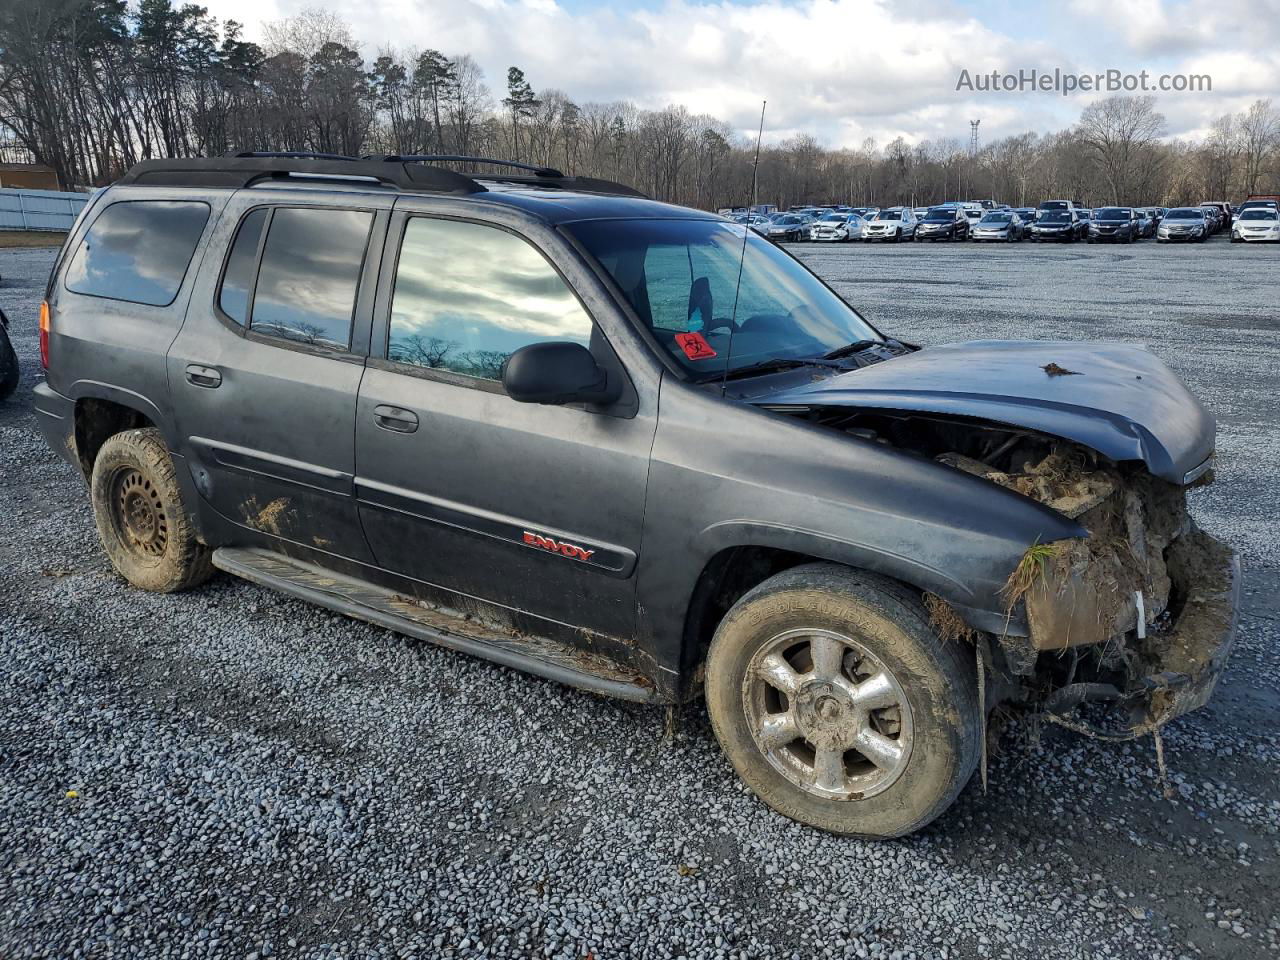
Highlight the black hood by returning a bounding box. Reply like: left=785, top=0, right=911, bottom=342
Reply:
left=753, top=340, right=1215, bottom=484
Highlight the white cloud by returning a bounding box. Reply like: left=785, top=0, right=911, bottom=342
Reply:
left=200, top=0, right=1272, bottom=148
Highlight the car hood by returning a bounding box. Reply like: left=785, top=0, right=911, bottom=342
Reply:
left=754, top=340, right=1215, bottom=483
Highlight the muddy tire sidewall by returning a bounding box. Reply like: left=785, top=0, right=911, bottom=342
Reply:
left=705, top=564, right=981, bottom=837
left=90, top=428, right=213, bottom=593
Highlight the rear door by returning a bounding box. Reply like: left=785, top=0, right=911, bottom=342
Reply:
left=353, top=202, right=657, bottom=641
left=168, top=189, right=392, bottom=561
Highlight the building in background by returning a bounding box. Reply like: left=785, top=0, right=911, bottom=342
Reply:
left=0, top=163, right=60, bottom=191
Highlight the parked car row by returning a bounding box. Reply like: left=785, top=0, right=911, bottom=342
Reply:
left=731, top=198, right=1280, bottom=246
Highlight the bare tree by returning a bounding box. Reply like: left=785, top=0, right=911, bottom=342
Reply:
left=1077, top=95, right=1166, bottom=203
left=1238, top=99, right=1280, bottom=196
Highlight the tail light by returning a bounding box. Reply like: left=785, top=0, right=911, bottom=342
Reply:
left=39, top=300, right=50, bottom=369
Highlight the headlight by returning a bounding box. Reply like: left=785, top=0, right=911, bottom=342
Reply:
left=1192, top=227, right=1203, bottom=235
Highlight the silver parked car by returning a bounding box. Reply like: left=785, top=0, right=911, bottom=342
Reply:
left=1157, top=207, right=1209, bottom=243
left=970, top=210, right=1026, bottom=242
left=811, top=212, right=866, bottom=242
left=1231, top=207, right=1280, bottom=243
left=862, top=207, right=917, bottom=242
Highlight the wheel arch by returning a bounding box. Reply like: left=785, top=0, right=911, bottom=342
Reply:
left=72, top=392, right=162, bottom=478
left=676, top=524, right=980, bottom=694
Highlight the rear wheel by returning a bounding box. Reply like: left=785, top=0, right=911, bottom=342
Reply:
left=90, top=428, right=213, bottom=592
left=705, top=564, right=981, bottom=837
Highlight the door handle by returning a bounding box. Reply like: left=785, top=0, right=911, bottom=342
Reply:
left=186, top=363, right=222, bottom=388
left=373, top=404, right=419, bottom=434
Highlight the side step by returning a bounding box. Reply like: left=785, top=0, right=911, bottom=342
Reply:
left=212, top=547, right=658, bottom=703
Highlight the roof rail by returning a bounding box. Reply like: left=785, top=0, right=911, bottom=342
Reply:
left=370, top=154, right=647, bottom=197
left=373, top=154, right=565, bottom=178
left=117, top=156, right=484, bottom=195
left=116, top=154, right=647, bottom=199
left=227, top=150, right=358, bottom=162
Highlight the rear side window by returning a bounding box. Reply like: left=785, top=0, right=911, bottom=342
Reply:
left=217, top=206, right=372, bottom=350
left=64, top=200, right=209, bottom=306
left=388, top=217, right=592, bottom=381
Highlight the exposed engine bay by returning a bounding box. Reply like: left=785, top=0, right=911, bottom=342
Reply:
left=806, top=408, right=1239, bottom=736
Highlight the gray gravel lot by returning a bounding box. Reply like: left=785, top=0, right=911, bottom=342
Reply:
left=2, top=237, right=1278, bottom=959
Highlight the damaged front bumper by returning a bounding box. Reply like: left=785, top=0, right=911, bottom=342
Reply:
left=1037, top=529, right=1241, bottom=734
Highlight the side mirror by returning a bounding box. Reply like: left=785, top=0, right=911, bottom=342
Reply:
left=502, top=341, right=621, bottom=406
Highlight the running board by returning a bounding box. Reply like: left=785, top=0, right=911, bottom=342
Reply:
left=212, top=547, right=657, bottom=703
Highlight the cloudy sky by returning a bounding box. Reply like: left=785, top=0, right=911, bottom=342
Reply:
left=200, top=0, right=1280, bottom=149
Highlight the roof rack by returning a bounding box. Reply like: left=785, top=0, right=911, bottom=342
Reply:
left=117, top=156, right=483, bottom=194
left=371, top=154, right=647, bottom=197
left=116, top=154, right=648, bottom=199
left=372, top=154, right=565, bottom=178
left=226, top=150, right=359, bottom=162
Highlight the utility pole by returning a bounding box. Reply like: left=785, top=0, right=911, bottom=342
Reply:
left=969, top=118, right=980, bottom=157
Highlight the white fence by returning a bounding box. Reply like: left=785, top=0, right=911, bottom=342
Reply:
left=0, top=187, right=89, bottom=232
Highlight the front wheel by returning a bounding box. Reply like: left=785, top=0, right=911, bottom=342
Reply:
left=705, top=564, right=981, bottom=837
left=90, top=428, right=214, bottom=592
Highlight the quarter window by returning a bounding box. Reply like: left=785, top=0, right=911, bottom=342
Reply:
left=388, top=218, right=592, bottom=381
left=64, top=200, right=209, bottom=306
left=218, top=208, right=268, bottom=326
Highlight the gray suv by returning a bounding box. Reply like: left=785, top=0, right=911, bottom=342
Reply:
left=34, top=153, right=1239, bottom=837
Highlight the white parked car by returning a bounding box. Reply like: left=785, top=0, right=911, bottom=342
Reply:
left=862, top=207, right=917, bottom=242
left=1231, top=207, right=1280, bottom=243
left=810, top=212, right=866, bottom=242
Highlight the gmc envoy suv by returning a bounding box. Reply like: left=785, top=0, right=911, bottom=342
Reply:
left=34, top=154, right=1239, bottom=837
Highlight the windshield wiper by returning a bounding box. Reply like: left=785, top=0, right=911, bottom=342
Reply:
left=716, top=356, right=845, bottom=381
left=822, top=339, right=884, bottom=360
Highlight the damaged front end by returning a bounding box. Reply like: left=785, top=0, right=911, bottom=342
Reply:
left=754, top=339, right=1240, bottom=737
left=801, top=405, right=1240, bottom=738
left=944, top=443, right=1241, bottom=736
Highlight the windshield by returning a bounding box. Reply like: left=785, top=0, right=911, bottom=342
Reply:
left=1096, top=208, right=1130, bottom=220
left=820, top=213, right=846, bottom=222
left=1240, top=209, right=1279, bottom=221
left=979, top=214, right=1012, bottom=224
left=875, top=210, right=902, bottom=220
left=1166, top=208, right=1204, bottom=219
left=924, top=208, right=954, bottom=221
left=569, top=219, right=881, bottom=378
left=774, top=216, right=801, bottom=225
left=1039, top=212, right=1071, bottom=223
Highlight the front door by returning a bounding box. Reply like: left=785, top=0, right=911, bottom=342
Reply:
left=354, top=208, right=656, bottom=641
left=169, top=192, right=390, bottom=561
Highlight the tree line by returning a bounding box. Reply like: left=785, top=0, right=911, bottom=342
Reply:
left=2, top=1, right=1278, bottom=209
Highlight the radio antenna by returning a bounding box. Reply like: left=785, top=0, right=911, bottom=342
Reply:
left=721, top=99, right=767, bottom=397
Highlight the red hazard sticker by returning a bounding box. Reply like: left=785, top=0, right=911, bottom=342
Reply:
left=674, top=332, right=717, bottom=360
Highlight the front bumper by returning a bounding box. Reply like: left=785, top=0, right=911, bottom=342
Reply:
left=972, top=229, right=1009, bottom=240
left=1039, top=528, right=1241, bottom=733
left=1236, top=230, right=1280, bottom=242
left=33, top=381, right=80, bottom=473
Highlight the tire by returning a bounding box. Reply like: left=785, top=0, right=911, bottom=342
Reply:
left=90, top=427, right=213, bottom=593
left=705, top=563, right=981, bottom=837
left=0, top=326, right=18, bottom=401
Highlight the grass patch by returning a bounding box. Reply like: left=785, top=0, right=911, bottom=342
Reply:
left=1000, top=540, right=1061, bottom=615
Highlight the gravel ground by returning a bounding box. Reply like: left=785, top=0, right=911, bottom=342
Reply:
left=2, top=237, right=1278, bottom=960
